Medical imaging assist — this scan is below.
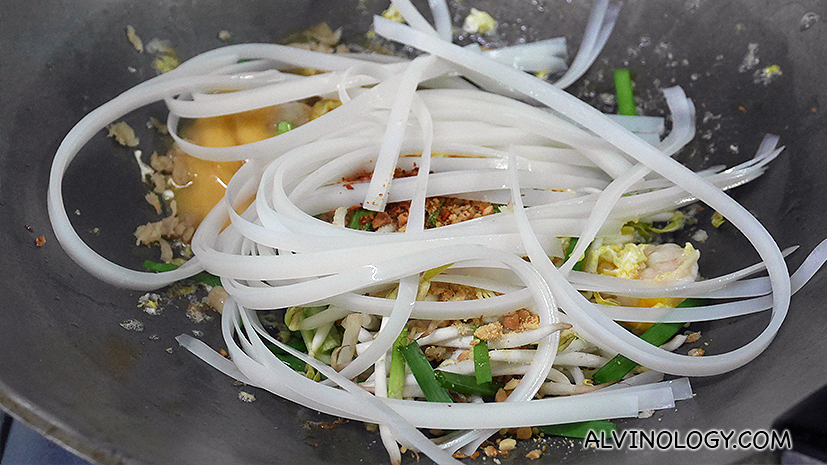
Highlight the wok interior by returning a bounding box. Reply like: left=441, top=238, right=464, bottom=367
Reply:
left=1, top=0, right=825, bottom=464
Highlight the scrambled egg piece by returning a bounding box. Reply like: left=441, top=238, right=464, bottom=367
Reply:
left=584, top=243, right=649, bottom=279
left=584, top=242, right=700, bottom=283
left=381, top=5, right=405, bottom=23
left=584, top=242, right=700, bottom=335
left=463, top=8, right=497, bottom=34
left=638, top=243, right=700, bottom=283
left=106, top=121, right=140, bottom=147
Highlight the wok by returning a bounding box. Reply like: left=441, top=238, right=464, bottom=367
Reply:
left=1, top=0, right=826, bottom=463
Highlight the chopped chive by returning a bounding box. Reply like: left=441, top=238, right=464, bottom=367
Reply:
left=434, top=371, right=503, bottom=397
left=473, top=339, right=492, bottom=384
left=143, top=260, right=178, bottom=272
left=276, top=121, right=293, bottom=135
left=398, top=341, right=453, bottom=403
left=538, top=420, right=617, bottom=439
left=426, top=200, right=446, bottom=228
left=142, top=260, right=221, bottom=287
left=563, top=238, right=585, bottom=272
left=388, top=328, right=408, bottom=399
left=676, top=298, right=704, bottom=308
left=265, top=343, right=307, bottom=373
left=347, top=208, right=374, bottom=230
left=593, top=322, right=685, bottom=384
left=284, top=331, right=308, bottom=352
left=614, top=68, right=637, bottom=116
left=192, top=272, right=221, bottom=287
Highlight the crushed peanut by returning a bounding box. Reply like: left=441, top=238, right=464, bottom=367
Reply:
left=107, top=121, right=140, bottom=147
left=424, top=345, right=448, bottom=361
left=504, top=378, right=521, bottom=391
left=685, top=331, right=702, bottom=343
left=526, top=449, right=543, bottom=460
left=501, top=309, right=540, bottom=332
left=474, top=321, right=504, bottom=341
left=495, top=388, right=510, bottom=403
left=516, top=426, right=533, bottom=440
left=498, top=438, right=517, bottom=452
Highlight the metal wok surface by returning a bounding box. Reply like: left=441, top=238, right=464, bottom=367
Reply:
left=1, top=0, right=826, bottom=463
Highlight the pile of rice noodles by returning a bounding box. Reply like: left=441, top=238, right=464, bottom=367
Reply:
left=48, top=0, right=827, bottom=463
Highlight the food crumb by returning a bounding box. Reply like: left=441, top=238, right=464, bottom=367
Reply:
left=205, top=286, right=229, bottom=313
left=219, top=348, right=229, bottom=357
left=452, top=450, right=479, bottom=459
left=483, top=445, right=498, bottom=457
left=147, top=117, right=169, bottom=134
left=638, top=409, right=655, bottom=419
left=191, top=329, right=204, bottom=337
left=498, top=438, right=517, bottom=452
left=218, top=30, right=232, bottom=41
left=738, top=43, right=759, bottom=73
left=145, top=192, right=163, bottom=215
left=516, top=426, right=533, bottom=440
left=688, top=348, right=705, bottom=357
left=238, top=391, right=256, bottom=402
left=106, top=121, right=140, bottom=147
left=125, top=25, right=143, bottom=52
left=463, top=8, right=497, bottom=34
left=526, top=449, right=543, bottom=460
left=753, top=64, right=783, bottom=86
left=381, top=5, right=405, bottom=23
left=503, top=378, right=520, bottom=391
left=74, top=209, right=81, bottom=216
left=138, top=292, right=162, bottom=315
left=800, top=12, right=820, bottom=31
left=165, top=347, right=174, bottom=354
left=691, top=229, right=708, bottom=242
left=153, top=54, right=180, bottom=74
left=146, top=39, right=180, bottom=74
left=474, top=321, right=503, bottom=341
left=685, top=331, right=702, bottom=343
left=495, top=388, right=510, bottom=402
left=186, top=304, right=214, bottom=323
left=120, top=319, right=144, bottom=332
left=35, top=235, right=46, bottom=247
